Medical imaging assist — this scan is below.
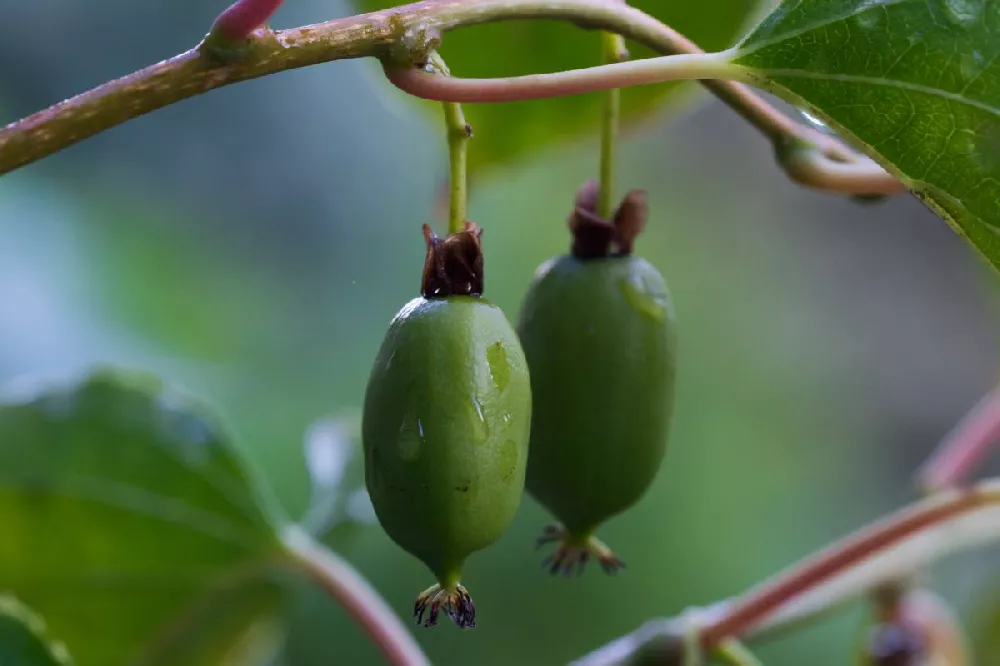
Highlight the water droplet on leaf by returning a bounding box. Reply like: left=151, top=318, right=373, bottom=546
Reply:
left=939, top=0, right=983, bottom=27
left=854, top=2, right=883, bottom=31
left=797, top=108, right=835, bottom=135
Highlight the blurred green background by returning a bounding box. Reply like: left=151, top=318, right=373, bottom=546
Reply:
left=3, top=0, right=1000, bottom=664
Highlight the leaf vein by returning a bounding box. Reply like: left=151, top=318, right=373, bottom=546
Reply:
left=0, top=475, right=269, bottom=550
left=756, top=69, right=1000, bottom=117
left=737, top=0, right=920, bottom=53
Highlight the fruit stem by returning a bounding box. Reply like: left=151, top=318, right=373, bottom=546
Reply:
left=430, top=52, right=472, bottom=236
left=597, top=31, right=627, bottom=220
left=282, top=526, right=430, bottom=666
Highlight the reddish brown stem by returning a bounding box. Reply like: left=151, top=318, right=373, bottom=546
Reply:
left=283, top=528, right=429, bottom=666
left=698, top=490, right=985, bottom=648
left=211, top=0, right=285, bottom=40
left=917, top=384, right=1000, bottom=492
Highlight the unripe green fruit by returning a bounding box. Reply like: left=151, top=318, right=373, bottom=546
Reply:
left=363, top=295, right=531, bottom=627
left=518, top=209, right=676, bottom=573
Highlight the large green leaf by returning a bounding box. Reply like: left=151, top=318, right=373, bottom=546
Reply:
left=0, top=595, right=73, bottom=666
left=732, top=0, right=1000, bottom=271
left=359, top=0, right=763, bottom=172
left=0, top=368, right=287, bottom=665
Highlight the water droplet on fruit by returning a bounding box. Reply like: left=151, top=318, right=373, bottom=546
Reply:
left=470, top=396, right=489, bottom=443
left=486, top=342, right=509, bottom=391
left=397, top=415, right=422, bottom=460
left=619, top=275, right=669, bottom=322
left=939, top=0, right=983, bottom=26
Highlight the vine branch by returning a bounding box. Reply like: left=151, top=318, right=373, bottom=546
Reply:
left=0, top=0, right=900, bottom=198
left=576, top=482, right=1000, bottom=664
left=383, top=52, right=735, bottom=103
left=282, top=527, right=430, bottom=666
left=917, top=382, right=1000, bottom=493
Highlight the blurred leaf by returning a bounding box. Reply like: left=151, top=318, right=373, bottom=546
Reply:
left=0, top=367, right=287, bottom=665
left=0, top=595, right=73, bottom=666
left=733, top=0, right=1000, bottom=272
left=299, top=411, right=376, bottom=540
left=358, top=0, right=763, bottom=172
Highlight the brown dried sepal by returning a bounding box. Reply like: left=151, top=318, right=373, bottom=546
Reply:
left=421, top=221, right=484, bottom=298
left=414, top=583, right=476, bottom=629
left=535, top=523, right=625, bottom=576
left=569, top=179, right=649, bottom=259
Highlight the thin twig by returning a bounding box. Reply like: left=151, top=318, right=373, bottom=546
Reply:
left=282, top=526, right=429, bottom=666
left=777, top=142, right=903, bottom=196
left=384, top=52, right=735, bottom=102
left=575, top=482, right=1000, bottom=664
left=0, top=0, right=895, bottom=194
left=384, top=49, right=904, bottom=196
left=699, top=487, right=990, bottom=647
left=917, top=383, right=1000, bottom=493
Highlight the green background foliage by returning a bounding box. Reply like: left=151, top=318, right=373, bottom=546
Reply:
left=1, top=0, right=1000, bottom=664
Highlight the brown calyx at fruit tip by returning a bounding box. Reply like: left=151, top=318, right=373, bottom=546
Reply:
left=569, top=179, right=649, bottom=259
left=421, top=221, right=485, bottom=298
left=535, top=523, right=625, bottom=576
left=413, top=584, right=477, bottom=629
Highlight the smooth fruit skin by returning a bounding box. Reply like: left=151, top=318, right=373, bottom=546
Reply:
left=519, top=254, right=676, bottom=536
left=362, top=296, right=531, bottom=585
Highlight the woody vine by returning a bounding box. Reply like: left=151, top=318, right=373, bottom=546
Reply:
left=2, top=0, right=1000, bottom=665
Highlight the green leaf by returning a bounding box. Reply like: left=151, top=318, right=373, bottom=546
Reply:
left=358, top=0, right=763, bottom=172
left=732, top=0, right=1000, bottom=271
left=0, top=595, right=73, bottom=666
left=0, top=367, right=287, bottom=665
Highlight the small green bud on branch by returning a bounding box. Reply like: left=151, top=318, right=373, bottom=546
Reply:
left=210, top=0, right=285, bottom=41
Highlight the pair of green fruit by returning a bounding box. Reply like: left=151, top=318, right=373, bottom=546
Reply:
left=361, top=181, right=677, bottom=629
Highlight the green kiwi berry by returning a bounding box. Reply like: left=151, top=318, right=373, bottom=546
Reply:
left=518, top=182, right=677, bottom=575
left=362, top=223, right=531, bottom=627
